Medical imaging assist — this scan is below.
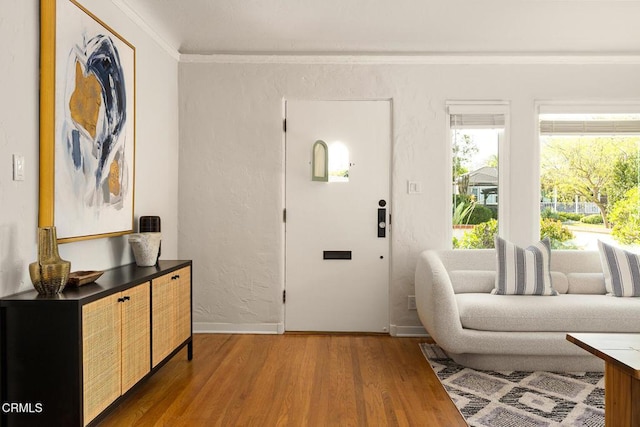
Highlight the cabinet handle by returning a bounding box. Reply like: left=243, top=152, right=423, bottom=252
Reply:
left=123, top=296, right=130, bottom=301
left=117, top=297, right=125, bottom=303
left=171, top=274, right=180, bottom=280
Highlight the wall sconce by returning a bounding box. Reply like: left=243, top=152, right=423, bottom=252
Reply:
left=312, top=140, right=328, bottom=182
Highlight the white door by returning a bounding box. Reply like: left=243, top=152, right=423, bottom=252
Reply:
left=285, top=100, right=391, bottom=332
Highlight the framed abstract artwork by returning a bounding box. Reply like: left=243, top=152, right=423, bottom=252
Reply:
left=40, top=0, right=136, bottom=243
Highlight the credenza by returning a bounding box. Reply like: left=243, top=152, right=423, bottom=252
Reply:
left=0, top=260, right=193, bottom=427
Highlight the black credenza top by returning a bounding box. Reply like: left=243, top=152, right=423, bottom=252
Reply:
left=1, top=260, right=192, bottom=304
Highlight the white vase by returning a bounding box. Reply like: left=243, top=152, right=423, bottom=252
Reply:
left=128, top=232, right=162, bottom=267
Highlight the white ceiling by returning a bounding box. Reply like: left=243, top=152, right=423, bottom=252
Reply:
left=118, top=0, right=640, bottom=56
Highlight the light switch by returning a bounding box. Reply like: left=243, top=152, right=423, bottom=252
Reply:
left=407, top=181, right=422, bottom=194
left=13, top=154, right=25, bottom=181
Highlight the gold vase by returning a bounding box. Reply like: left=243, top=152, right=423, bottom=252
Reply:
left=29, top=227, right=71, bottom=295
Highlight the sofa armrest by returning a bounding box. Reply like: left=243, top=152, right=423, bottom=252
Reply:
left=415, top=250, right=464, bottom=350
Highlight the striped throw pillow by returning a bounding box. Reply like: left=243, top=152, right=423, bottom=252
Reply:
left=597, top=240, right=640, bottom=297
left=493, top=237, right=557, bottom=295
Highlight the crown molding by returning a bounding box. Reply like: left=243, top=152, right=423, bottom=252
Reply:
left=112, top=0, right=180, bottom=61
left=180, top=53, right=640, bottom=65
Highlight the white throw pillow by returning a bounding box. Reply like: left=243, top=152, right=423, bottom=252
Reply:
left=597, top=240, right=640, bottom=297
left=493, top=237, right=557, bottom=295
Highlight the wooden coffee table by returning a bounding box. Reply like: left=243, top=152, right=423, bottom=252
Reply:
left=567, top=333, right=640, bottom=427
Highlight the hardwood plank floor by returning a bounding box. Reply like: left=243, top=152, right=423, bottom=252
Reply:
left=98, top=334, right=466, bottom=426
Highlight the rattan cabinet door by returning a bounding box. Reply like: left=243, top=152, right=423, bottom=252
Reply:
left=175, top=267, right=192, bottom=345
left=152, top=272, right=176, bottom=367
left=152, top=266, right=191, bottom=367
left=121, top=282, right=151, bottom=393
left=82, top=294, right=122, bottom=426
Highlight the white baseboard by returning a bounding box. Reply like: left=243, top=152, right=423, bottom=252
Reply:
left=194, top=322, right=285, bottom=334
left=389, top=324, right=429, bottom=337
left=193, top=322, right=426, bottom=337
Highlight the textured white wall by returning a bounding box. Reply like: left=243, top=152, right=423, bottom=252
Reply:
left=179, top=61, right=640, bottom=332
left=0, top=0, right=179, bottom=296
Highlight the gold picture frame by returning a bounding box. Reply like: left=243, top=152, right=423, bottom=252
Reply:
left=40, top=0, right=136, bottom=243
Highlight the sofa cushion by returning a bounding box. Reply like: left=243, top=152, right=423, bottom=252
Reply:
left=550, top=272, right=568, bottom=294
left=549, top=250, right=602, bottom=274
left=598, top=240, right=640, bottom=297
left=457, top=293, right=640, bottom=332
left=493, top=237, right=557, bottom=295
left=448, top=271, right=495, bottom=294
left=567, top=273, right=606, bottom=295
left=449, top=271, right=569, bottom=294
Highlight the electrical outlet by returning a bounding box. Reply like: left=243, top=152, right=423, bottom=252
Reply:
left=407, top=295, right=417, bottom=310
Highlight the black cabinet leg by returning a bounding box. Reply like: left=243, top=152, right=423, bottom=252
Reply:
left=187, top=340, right=193, bottom=361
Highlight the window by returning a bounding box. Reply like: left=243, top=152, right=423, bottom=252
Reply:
left=449, top=103, right=509, bottom=249
left=328, top=142, right=350, bottom=182
left=311, top=140, right=350, bottom=183
left=539, top=111, right=640, bottom=250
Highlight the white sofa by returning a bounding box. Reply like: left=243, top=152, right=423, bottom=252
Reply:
left=415, top=249, right=640, bottom=372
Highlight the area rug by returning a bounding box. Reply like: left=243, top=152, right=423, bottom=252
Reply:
left=420, top=343, right=605, bottom=426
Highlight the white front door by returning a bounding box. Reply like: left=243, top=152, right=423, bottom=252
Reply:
left=285, top=100, right=391, bottom=333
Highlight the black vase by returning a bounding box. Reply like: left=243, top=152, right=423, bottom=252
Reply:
left=139, top=216, right=161, bottom=258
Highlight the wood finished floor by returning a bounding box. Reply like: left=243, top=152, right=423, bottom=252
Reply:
left=98, top=334, right=466, bottom=426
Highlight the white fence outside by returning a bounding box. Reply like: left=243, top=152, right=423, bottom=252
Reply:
left=540, top=202, right=600, bottom=215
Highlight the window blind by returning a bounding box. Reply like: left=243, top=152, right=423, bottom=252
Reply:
left=450, top=114, right=505, bottom=129
left=539, top=120, right=640, bottom=135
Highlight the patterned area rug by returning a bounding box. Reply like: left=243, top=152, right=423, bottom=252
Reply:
left=420, top=344, right=605, bottom=426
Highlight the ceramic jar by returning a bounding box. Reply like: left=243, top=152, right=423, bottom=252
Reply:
left=128, top=232, right=162, bottom=267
